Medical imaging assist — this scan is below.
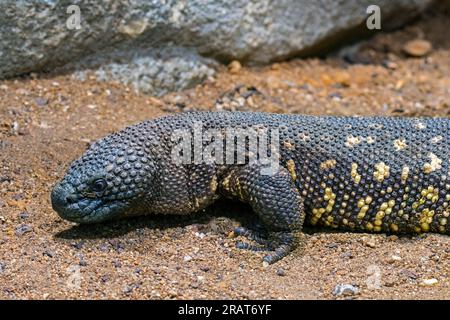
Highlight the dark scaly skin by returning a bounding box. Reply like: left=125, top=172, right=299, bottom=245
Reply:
left=51, top=112, right=449, bottom=264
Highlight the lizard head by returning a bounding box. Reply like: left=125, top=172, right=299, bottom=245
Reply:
left=51, top=131, right=156, bottom=224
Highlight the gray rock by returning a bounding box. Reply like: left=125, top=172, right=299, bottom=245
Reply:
left=0, top=0, right=432, bottom=95
left=333, top=284, right=359, bottom=296
left=276, top=268, right=286, bottom=276
left=15, top=224, right=32, bottom=236
left=71, top=46, right=217, bottom=96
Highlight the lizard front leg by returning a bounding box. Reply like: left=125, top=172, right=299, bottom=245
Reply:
left=219, top=164, right=305, bottom=264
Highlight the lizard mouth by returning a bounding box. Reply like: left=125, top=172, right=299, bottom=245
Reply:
left=51, top=182, right=126, bottom=223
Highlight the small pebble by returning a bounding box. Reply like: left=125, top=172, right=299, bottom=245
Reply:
left=42, top=250, right=54, bottom=258
left=71, top=241, right=84, bottom=250
left=228, top=60, right=242, bottom=74
left=387, top=235, right=398, bottom=241
left=79, top=259, right=87, bottom=267
left=19, top=211, right=30, bottom=219
left=98, top=243, right=109, bottom=252
left=420, top=278, right=438, bottom=286
left=365, top=241, right=376, bottom=248
left=15, top=224, right=32, bottom=236
left=276, top=268, right=286, bottom=276
left=195, top=232, right=205, bottom=239
left=35, top=97, right=48, bottom=106
left=123, top=283, right=140, bottom=295
left=429, top=253, right=440, bottom=262
left=200, top=265, right=210, bottom=272
left=389, top=255, right=402, bottom=262
left=333, top=284, right=359, bottom=296
left=383, top=60, right=398, bottom=70
left=325, top=242, right=339, bottom=249
left=403, top=39, right=432, bottom=57
left=183, top=255, right=192, bottom=262
left=341, top=252, right=354, bottom=259
left=0, top=262, right=5, bottom=273
left=400, top=269, right=418, bottom=279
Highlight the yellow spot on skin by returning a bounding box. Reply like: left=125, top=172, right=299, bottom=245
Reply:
left=401, top=166, right=410, bottom=183
left=351, top=163, right=361, bottom=184
left=283, top=140, right=295, bottom=150
left=357, top=199, right=365, bottom=208
left=373, top=162, right=390, bottom=182
left=366, top=222, right=374, bottom=231
left=423, top=153, right=442, bottom=174
left=286, top=159, right=297, bottom=181
left=366, top=136, right=375, bottom=144
left=312, top=186, right=336, bottom=222
left=393, top=138, right=407, bottom=151
left=431, top=136, right=443, bottom=144
left=418, top=208, right=435, bottom=232
left=376, top=211, right=385, bottom=220
left=368, top=123, right=383, bottom=130
left=390, top=224, right=398, bottom=232
left=357, top=205, right=369, bottom=219
left=221, top=175, right=231, bottom=190
left=414, top=121, right=426, bottom=130
left=345, top=135, right=361, bottom=148
left=357, top=196, right=373, bottom=219
left=320, top=159, right=337, bottom=170
left=210, top=175, right=218, bottom=192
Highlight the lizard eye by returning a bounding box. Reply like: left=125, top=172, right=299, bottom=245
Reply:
left=91, top=178, right=107, bottom=192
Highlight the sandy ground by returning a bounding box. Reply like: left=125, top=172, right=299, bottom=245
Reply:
left=0, top=7, right=449, bottom=300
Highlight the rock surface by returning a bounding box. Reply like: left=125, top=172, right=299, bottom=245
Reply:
left=0, top=0, right=432, bottom=95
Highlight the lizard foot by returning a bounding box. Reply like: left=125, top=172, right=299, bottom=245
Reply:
left=234, top=227, right=298, bottom=264
left=234, top=226, right=273, bottom=252
left=262, top=231, right=297, bottom=264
